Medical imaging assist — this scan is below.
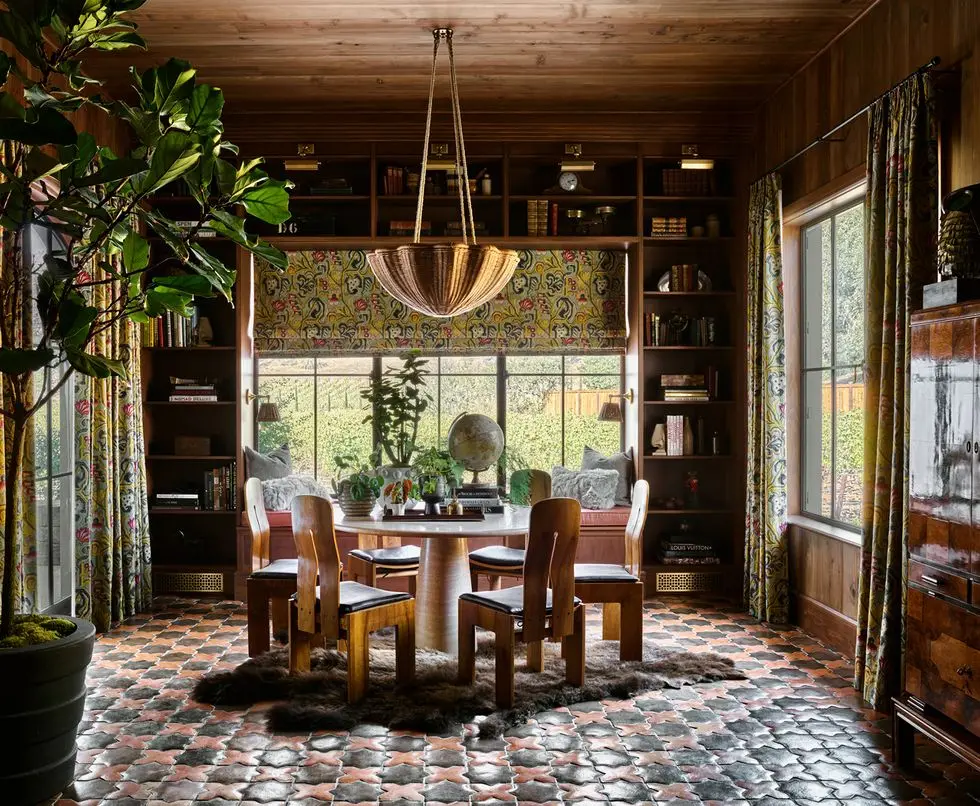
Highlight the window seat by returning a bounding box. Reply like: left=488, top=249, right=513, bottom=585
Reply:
left=234, top=506, right=631, bottom=600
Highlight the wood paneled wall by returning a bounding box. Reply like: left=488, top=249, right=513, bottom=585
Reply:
left=756, top=0, right=980, bottom=204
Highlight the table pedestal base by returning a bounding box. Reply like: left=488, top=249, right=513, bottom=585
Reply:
left=415, top=537, right=472, bottom=654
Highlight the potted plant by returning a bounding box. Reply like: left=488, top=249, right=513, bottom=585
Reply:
left=361, top=353, right=431, bottom=479
left=412, top=447, right=463, bottom=514
left=383, top=478, right=412, bottom=516
left=332, top=455, right=384, bottom=517
left=0, top=4, right=291, bottom=803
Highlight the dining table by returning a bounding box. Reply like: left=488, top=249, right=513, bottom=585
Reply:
left=332, top=506, right=530, bottom=654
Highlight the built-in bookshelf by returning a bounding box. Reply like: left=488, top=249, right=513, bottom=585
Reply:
left=140, top=197, right=244, bottom=597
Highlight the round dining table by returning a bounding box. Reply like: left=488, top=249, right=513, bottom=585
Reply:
left=333, top=506, right=530, bottom=654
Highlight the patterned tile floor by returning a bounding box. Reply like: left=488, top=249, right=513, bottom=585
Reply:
left=56, top=596, right=980, bottom=806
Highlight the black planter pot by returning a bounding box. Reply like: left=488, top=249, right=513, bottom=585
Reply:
left=0, top=616, right=96, bottom=806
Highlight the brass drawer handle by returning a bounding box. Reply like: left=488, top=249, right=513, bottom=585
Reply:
left=957, top=665, right=973, bottom=678
left=920, top=574, right=943, bottom=587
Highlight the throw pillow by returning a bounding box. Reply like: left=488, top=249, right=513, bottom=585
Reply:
left=581, top=445, right=634, bottom=506
left=261, top=474, right=332, bottom=512
left=244, top=444, right=291, bottom=481
left=551, top=466, right=619, bottom=510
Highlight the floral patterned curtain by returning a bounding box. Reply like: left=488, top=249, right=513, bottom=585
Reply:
left=744, top=173, right=789, bottom=624
left=856, top=73, right=937, bottom=710
left=74, top=271, right=151, bottom=632
left=0, top=141, right=37, bottom=616
left=254, top=249, right=627, bottom=354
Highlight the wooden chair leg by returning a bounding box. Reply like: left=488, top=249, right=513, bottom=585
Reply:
left=366, top=563, right=378, bottom=588
left=395, top=603, right=416, bottom=685
left=563, top=605, right=585, bottom=687
left=619, top=584, right=644, bottom=662
left=408, top=573, right=417, bottom=596
left=288, top=603, right=311, bottom=673
left=246, top=579, right=270, bottom=657
left=527, top=639, right=544, bottom=672
left=346, top=611, right=370, bottom=703
left=470, top=571, right=480, bottom=591
left=602, top=602, right=621, bottom=640
left=490, top=575, right=503, bottom=591
left=270, top=596, right=289, bottom=644
left=458, top=602, right=477, bottom=684
left=494, top=612, right=516, bottom=708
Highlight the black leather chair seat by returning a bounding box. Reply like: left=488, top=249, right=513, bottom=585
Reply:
left=349, top=545, right=421, bottom=566
left=292, top=581, right=412, bottom=615
left=460, top=586, right=581, bottom=617
left=249, top=558, right=299, bottom=578
left=573, top=563, right=639, bottom=583
left=469, top=546, right=525, bottom=567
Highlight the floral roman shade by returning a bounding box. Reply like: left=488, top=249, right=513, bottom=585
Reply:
left=254, top=249, right=627, bottom=354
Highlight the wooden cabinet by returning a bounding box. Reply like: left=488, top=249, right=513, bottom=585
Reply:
left=896, top=301, right=980, bottom=771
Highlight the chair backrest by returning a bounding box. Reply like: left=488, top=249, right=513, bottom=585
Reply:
left=245, top=477, right=271, bottom=572
left=527, top=469, right=552, bottom=505
left=624, top=479, right=649, bottom=576
left=522, top=497, right=581, bottom=642
left=291, top=494, right=342, bottom=640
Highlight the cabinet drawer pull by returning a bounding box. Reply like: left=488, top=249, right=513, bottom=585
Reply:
left=956, top=665, right=973, bottom=678
left=920, top=575, right=943, bottom=587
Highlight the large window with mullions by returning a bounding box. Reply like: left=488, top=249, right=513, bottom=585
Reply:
left=800, top=200, right=865, bottom=530
left=255, top=355, right=622, bottom=481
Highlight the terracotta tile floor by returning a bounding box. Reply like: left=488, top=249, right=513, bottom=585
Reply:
left=57, top=596, right=980, bottom=805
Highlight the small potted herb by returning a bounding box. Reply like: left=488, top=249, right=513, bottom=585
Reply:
left=332, top=455, right=383, bottom=517
left=412, top=448, right=463, bottom=514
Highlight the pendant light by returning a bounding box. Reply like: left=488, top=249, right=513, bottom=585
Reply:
left=367, top=28, right=520, bottom=318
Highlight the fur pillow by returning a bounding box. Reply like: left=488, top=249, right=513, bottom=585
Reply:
left=581, top=445, right=634, bottom=506
left=261, top=474, right=332, bottom=512
left=551, top=466, right=619, bottom=510
left=244, top=444, right=291, bottom=481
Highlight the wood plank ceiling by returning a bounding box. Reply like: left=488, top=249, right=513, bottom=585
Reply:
left=87, top=0, right=878, bottom=114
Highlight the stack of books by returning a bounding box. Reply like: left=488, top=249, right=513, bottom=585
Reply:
left=169, top=377, right=218, bottom=402
left=668, top=264, right=700, bottom=291
left=661, top=168, right=714, bottom=196
left=309, top=179, right=353, bottom=195
left=446, top=221, right=488, bottom=238
left=153, top=492, right=200, bottom=511
left=383, top=166, right=406, bottom=195
left=662, top=374, right=710, bottom=402
left=649, top=216, right=687, bottom=237
left=665, top=414, right=687, bottom=456
left=454, top=487, right=504, bottom=513
left=657, top=538, right=720, bottom=565
left=203, top=465, right=237, bottom=511
left=526, top=200, right=550, bottom=236
left=388, top=219, right=431, bottom=236
left=144, top=308, right=198, bottom=348
left=644, top=314, right=718, bottom=346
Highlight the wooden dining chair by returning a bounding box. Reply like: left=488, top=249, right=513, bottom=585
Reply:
left=458, top=497, right=585, bottom=708
left=468, top=469, right=551, bottom=591
left=244, top=477, right=299, bottom=657
left=288, top=494, right=415, bottom=703
left=572, top=478, right=649, bottom=661
left=347, top=533, right=420, bottom=594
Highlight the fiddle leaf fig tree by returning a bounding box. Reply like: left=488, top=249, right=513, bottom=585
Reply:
left=0, top=0, right=292, bottom=639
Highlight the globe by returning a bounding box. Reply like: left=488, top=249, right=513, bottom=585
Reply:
left=446, top=413, right=504, bottom=486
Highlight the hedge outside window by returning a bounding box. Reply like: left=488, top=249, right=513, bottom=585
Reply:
left=800, top=200, right=865, bottom=530
left=255, top=355, right=623, bottom=482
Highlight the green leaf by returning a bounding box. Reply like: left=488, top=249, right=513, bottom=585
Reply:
left=24, top=84, right=85, bottom=113
left=186, top=242, right=235, bottom=298
left=0, top=11, right=45, bottom=69
left=77, top=155, right=147, bottom=187
left=241, top=182, right=291, bottom=225
left=55, top=298, right=98, bottom=347
left=0, top=105, right=77, bottom=145
left=214, top=158, right=236, bottom=196
left=66, top=348, right=126, bottom=380
left=145, top=285, right=194, bottom=315
left=0, top=91, right=25, bottom=120
left=0, top=52, right=11, bottom=85
left=121, top=230, right=148, bottom=272
left=0, top=346, right=54, bottom=375
left=115, top=100, right=159, bottom=146
left=151, top=58, right=196, bottom=114
left=243, top=239, right=288, bottom=271
left=140, top=130, right=200, bottom=193
left=23, top=147, right=70, bottom=182
left=150, top=274, right=215, bottom=295
left=185, top=83, right=224, bottom=131
left=88, top=30, right=145, bottom=50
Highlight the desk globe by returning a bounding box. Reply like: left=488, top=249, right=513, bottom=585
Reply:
left=446, top=412, right=504, bottom=488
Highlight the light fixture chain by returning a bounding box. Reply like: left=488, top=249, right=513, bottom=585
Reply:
left=447, top=32, right=477, bottom=245
left=414, top=31, right=441, bottom=243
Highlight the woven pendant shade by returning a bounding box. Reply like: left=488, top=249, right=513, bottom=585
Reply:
left=368, top=243, right=519, bottom=318
left=369, top=28, right=519, bottom=318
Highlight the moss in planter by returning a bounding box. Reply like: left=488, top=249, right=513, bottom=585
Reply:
left=0, top=614, right=77, bottom=648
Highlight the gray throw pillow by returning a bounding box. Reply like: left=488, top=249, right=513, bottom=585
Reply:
left=551, top=466, right=619, bottom=510
left=582, top=445, right=634, bottom=506
left=261, top=474, right=331, bottom=511
left=244, top=444, right=291, bottom=481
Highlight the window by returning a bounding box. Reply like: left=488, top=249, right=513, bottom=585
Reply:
left=26, top=224, right=74, bottom=614
left=256, top=354, right=623, bottom=482
left=801, top=200, right=865, bottom=529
